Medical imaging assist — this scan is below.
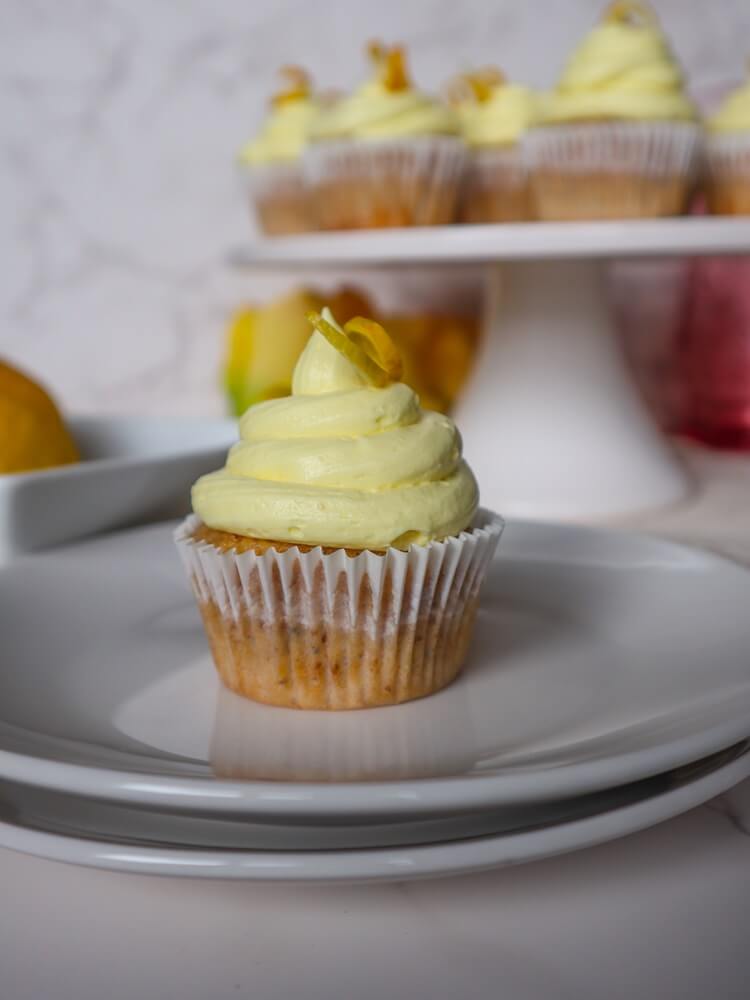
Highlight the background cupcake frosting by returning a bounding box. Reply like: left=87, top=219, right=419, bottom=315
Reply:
left=239, top=71, right=320, bottom=165
left=708, top=71, right=750, bottom=133
left=311, top=53, right=459, bottom=140
left=541, top=3, right=696, bottom=123
left=453, top=74, right=538, bottom=147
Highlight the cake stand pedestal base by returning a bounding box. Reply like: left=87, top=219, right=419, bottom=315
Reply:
left=455, top=260, right=691, bottom=520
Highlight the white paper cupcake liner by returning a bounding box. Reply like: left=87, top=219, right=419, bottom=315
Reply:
left=175, top=509, right=503, bottom=710
left=523, top=121, right=701, bottom=177
left=523, top=122, right=701, bottom=219
left=469, top=143, right=526, bottom=178
left=241, top=160, right=311, bottom=235
left=302, top=136, right=468, bottom=228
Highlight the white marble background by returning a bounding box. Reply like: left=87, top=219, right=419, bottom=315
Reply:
left=2, top=0, right=749, bottom=417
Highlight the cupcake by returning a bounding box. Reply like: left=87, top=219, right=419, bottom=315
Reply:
left=526, top=1, right=700, bottom=220
left=304, top=43, right=466, bottom=229
left=705, top=69, right=750, bottom=215
left=239, top=67, right=319, bottom=235
left=176, top=309, right=502, bottom=710
left=450, top=68, right=538, bottom=222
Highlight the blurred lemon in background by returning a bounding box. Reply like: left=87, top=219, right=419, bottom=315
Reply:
left=224, top=289, right=322, bottom=414
left=0, top=360, right=79, bottom=474
left=223, top=286, right=373, bottom=414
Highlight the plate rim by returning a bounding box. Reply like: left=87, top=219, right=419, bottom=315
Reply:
left=1, top=743, right=748, bottom=882
left=3, top=710, right=750, bottom=816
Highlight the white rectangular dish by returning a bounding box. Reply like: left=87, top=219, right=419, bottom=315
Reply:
left=0, top=415, right=235, bottom=561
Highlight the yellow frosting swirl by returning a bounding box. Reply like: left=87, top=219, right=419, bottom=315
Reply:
left=312, top=45, right=458, bottom=141
left=542, top=2, right=696, bottom=124
left=239, top=97, right=319, bottom=165
left=192, top=310, right=478, bottom=550
left=455, top=79, right=539, bottom=147
left=709, top=74, right=750, bottom=134
left=239, top=70, right=320, bottom=165
left=312, top=82, right=459, bottom=140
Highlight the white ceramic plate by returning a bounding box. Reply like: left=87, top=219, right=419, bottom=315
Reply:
left=0, top=743, right=747, bottom=882
left=0, top=415, right=235, bottom=560
left=2, top=520, right=750, bottom=820
left=0, top=755, right=698, bottom=852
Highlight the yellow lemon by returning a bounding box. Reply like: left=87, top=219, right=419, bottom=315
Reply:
left=223, top=289, right=324, bottom=416
left=0, top=360, right=79, bottom=474
left=427, top=320, right=476, bottom=403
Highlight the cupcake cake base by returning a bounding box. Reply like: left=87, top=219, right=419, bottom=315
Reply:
left=461, top=146, right=531, bottom=223
left=529, top=170, right=690, bottom=220
left=707, top=179, right=750, bottom=216
left=244, top=162, right=311, bottom=235
left=705, top=135, right=750, bottom=216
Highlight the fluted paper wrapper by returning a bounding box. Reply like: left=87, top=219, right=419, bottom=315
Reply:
left=175, top=510, right=502, bottom=710
left=704, top=133, right=750, bottom=215
left=460, top=144, right=531, bottom=222
left=303, top=136, right=467, bottom=229
left=242, top=161, right=311, bottom=235
left=524, top=122, right=701, bottom=219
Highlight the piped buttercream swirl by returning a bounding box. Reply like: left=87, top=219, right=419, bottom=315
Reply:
left=312, top=44, right=459, bottom=141
left=239, top=98, right=319, bottom=164
left=240, top=68, right=319, bottom=164
left=455, top=79, right=538, bottom=147
left=709, top=73, right=750, bottom=134
left=192, top=311, right=478, bottom=550
left=311, top=80, right=459, bottom=140
left=542, top=3, right=696, bottom=124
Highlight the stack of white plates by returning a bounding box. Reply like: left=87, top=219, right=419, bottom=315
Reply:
left=1, top=518, right=750, bottom=882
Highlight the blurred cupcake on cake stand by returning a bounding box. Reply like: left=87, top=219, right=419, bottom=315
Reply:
left=704, top=63, right=750, bottom=215
left=525, top=1, right=701, bottom=220
left=239, top=66, right=320, bottom=235
left=304, top=42, right=466, bottom=229
left=449, top=68, right=538, bottom=222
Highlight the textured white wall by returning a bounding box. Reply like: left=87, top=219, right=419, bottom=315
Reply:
left=1, top=0, right=747, bottom=416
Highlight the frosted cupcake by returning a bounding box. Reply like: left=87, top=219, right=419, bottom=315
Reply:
left=526, top=1, right=700, bottom=220
left=239, top=67, right=319, bottom=235
left=450, top=69, right=538, bottom=222
left=705, top=69, right=750, bottom=215
left=176, top=309, right=502, bottom=710
left=304, top=43, right=466, bottom=229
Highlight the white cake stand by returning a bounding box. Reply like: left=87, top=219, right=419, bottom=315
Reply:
left=233, top=218, right=750, bottom=520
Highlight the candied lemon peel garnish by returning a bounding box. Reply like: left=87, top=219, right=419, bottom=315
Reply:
left=271, top=66, right=312, bottom=107
left=448, top=67, right=506, bottom=104
left=306, top=311, right=404, bottom=388
left=603, top=1, right=658, bottom=26
left=367, top=40, right=411, bottom=92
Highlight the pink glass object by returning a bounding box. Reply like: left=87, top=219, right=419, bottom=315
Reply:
left=680, top=255, right=750, bottom=449
left=608, top=258, right=689, bottom=432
